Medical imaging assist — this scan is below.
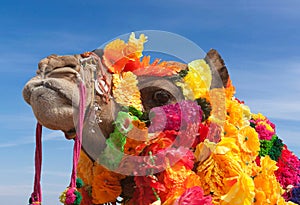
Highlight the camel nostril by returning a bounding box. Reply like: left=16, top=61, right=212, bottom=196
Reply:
left=44, top=81, right=52, bottom=87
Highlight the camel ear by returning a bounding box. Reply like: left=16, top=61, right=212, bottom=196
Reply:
left=205, top=49, right=229, bottom=88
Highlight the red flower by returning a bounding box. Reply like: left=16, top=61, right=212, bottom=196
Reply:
left=191, top=123, right=209, bottom=148
left=275, top=145, right=300, bottom=189
left=130, top=175, right=167, bottom=205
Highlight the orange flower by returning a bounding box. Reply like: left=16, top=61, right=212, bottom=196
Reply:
left=125, top=56, right=178, bottom=76
left=225, top=78, right=236, bottom=100
left=92, top=163, right=125, bottom=204
left=77, top=151, right=94, bottom=185
left=162, top=164, right=203, bottom=205
left=103, top=32, right=147, bottom=74
left=124, top=120, right=148, bottom=155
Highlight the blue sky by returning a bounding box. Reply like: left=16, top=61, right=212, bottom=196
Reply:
left=1, top=0, right=300, bottom=204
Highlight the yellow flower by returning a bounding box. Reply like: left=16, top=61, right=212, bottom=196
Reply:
left=223, top=121, right=238, bottom=138
left=194, top=140, right=215, bottom=163
left=238, top=126, right=260, bottom=155
left=125, top=32, right=147, bottom=59
left=197, top=144, right=241, bottom=201
left=176, top=59, right=211, bottom=100
left=251, top=113, right=266, bottom=121
left=112, top=71, right=142, bottom=110
left=241, top=103, right=251, bottom=123
left=226, top=99, right=243, bottom=128
left=220, top=172, right=255, bottom=205
left=196, top=135, right=259, bottom=204
left=253, top=156, right=288, bottom=205
left=214, top=137, right=239, bottom=155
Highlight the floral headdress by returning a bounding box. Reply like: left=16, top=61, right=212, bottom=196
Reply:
left=35, top=32, right=300, bottom=205
left=75, top=32, right=300, bottom=205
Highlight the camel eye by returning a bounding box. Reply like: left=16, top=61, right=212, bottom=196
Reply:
left=153, top=90, right=171, bottom=105
left=138, top=77, right=185, bottom=112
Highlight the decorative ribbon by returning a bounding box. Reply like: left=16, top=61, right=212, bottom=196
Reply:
left=70, top=81, right=86, bottom=188
left=29, top=80, right=86, bottom=205
left=59, top=80, right=86, bottom=205
left=29, top=122, right=42, bottom=204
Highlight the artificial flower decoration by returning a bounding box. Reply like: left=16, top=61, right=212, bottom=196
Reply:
left=237, top=126, right=260, bottom=155
left=103, top=32, right=147, bottom=74
left=77, top=33, right=300, bottom=205
left=173, top=186, right=212, bottom=205
left=253, top=156, right=287, bottom=205
left=112, top=71, right=143, bottom=110
left=126, top=56, right=178, bottom=76
left=250, top=113, right=275, bottom=140
left=176, top=59, right=211, bottom=100
left=31, top=32, right=299, bottom=205
left=77, top=151, right=94, bottom=186
left=275, top=145, right=300, bottom=189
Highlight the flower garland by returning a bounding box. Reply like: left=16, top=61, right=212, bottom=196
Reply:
left=75, top=33, right=300, bottom=205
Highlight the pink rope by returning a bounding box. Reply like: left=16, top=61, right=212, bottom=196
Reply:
left=29, top=81, right=85, bottom=204
left=30, top=122, right=42, bottom=204
left=70, top=81, right=86, bottom=188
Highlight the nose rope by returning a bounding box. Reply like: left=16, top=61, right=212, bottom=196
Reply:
left=29, top=122, right=42, bottom=205
left=59, top=80, right=86, bottom=205
left=29, top=80, right=86, bottom=205
left=70, top=80, right=86, bottom=188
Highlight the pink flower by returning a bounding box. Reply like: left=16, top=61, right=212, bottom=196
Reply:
left=255, top=124, right=274, bottom=140
left=173, top=186, right=212, bottom=205
left=65, top=188, right=76, bottom=205
left=149, top=101, right=202, bottom=132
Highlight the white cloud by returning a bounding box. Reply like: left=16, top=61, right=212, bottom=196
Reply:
left=0, top=184, right=32, bottom=196
left=0, top=130, right=65, bottom=148
left=275, top=129, right=300, bottom=157
left=230, top=59, right=300, bottom=121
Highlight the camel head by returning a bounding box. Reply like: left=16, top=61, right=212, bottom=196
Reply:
left=22, top=47, right=228, bottom=161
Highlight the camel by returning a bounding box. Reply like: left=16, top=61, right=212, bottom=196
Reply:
left=23, top=33, right=299, bottom=205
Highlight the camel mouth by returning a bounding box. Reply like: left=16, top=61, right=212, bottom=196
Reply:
left=23, top=78, right=78, bottom=107
left=64, top=127, right=77, bottom=139
left=36, top=81, right=73, bottom=106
